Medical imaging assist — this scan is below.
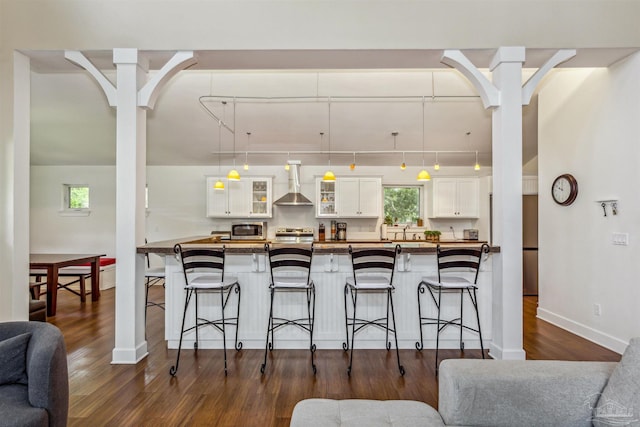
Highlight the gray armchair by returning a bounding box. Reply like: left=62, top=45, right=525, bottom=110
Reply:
left=0, top=321, right=69, bottom=427
left=291, top=338, right=639, bottom=427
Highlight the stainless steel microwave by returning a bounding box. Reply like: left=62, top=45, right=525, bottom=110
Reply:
left=231, top=222, right=267, bottom=240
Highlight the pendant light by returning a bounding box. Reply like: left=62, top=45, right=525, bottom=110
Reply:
left=322, top=99, right=335, bottom=181
left=434, top=152, right=440, bottom=171
left=243, top=132, right=250, bottom=171
left=474, top=150, right=481, bottom=171
left=392, top=132, right=406, bottom=170
left=226, top=100, right=240, bottom=181
left=284, top=152, right=290, bottom=171
left=417, top=99, right=431, bottom=181
left=350, top=152, right=356, bottom=171
left=214, top=119, right=224, bottom=190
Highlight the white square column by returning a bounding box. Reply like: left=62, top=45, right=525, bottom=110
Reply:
left=111, top=48, right=148, bottom=364
left=489, top=47, right=526, bottom=360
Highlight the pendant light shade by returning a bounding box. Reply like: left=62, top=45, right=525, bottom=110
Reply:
left=434, top=152, right=440, bottom=171
left=322, top=170, right=336, bottom=181
left=214, top=179, right=225, bottom=190
left=417, top=169, right=431, bottom=181
left=349, top=152, right=356, bottom=171
left=474, top=150, right=480, bottom=171
left=227, top=169, right=240, bottom=181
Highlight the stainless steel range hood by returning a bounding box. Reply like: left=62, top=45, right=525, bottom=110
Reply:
left=273, top=160, right=313, bottom=206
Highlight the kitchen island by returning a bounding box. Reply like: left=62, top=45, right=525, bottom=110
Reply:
left=139, top=237, right=498, bottom=351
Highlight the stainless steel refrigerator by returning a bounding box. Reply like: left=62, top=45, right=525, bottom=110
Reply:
left=522, top=195, right=538, bottom=296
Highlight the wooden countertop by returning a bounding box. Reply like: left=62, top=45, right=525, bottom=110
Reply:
left=138, top=237, right=498, bottom=255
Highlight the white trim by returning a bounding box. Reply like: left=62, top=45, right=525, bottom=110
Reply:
left=537, top=307, right=627, bottom=354
left=58, top=209, right=91, bottom=217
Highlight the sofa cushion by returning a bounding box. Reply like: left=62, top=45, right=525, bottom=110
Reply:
left=290, top=398, right=445, bottom=427
left=0, top=332, right=31, bottom=385
left=0, top=383, right=48, bottom=427
left=594, top=338, right=640, bottom=427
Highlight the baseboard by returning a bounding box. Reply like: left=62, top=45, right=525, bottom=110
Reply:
left=111, top=341, right=149, bottom=364
left=488, top=342, right=526, bottom=360
left=536, top=307, right=627, bottom=354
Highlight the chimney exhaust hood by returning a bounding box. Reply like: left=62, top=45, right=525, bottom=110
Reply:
left=273, top=160, right=313, bottom=206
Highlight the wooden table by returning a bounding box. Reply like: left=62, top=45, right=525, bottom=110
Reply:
left=30, top=253, right=105, bottom=316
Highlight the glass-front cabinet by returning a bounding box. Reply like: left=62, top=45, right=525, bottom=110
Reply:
left=316, top=176, right=381, bottom=218
left=250, top=178, right=271, bottom=217
left=206, top=176, right=272, bottom=218
left=317, top=179, right=337, bottom=217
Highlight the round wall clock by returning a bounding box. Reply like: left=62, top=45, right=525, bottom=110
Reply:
left=551, top=174, right=578, bottom=206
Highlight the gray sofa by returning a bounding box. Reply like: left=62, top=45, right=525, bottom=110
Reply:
left=0, top=322, right=69, bottom=427
left=291, top=338, right=640, bottom=427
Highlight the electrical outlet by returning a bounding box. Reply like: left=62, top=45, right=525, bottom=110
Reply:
left=594, top=304, right=602, bottom=316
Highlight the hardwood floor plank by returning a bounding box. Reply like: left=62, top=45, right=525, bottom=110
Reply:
left=47, top=287, right=620, bottom=426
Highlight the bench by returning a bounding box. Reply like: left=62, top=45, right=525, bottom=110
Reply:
left=30, top=257, right=116, bottom=302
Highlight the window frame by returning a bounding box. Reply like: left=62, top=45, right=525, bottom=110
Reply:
left=383, top=184, right=423, bottom=225
left=60, top=184, right=91, bottom=216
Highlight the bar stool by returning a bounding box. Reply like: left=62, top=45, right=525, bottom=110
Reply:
left=343, top=244, right=404, bottom=376
left=261, top=243, right=316, bottom=374
left=170, top=244, right=242, bottom=376
left=416, top=243, right=490, bottom=374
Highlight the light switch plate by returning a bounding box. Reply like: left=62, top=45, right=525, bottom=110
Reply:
left=612, top=232, right=629, bottom=246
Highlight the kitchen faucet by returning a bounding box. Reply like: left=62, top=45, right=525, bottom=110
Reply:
left=403, top=225, right=408, bottom=240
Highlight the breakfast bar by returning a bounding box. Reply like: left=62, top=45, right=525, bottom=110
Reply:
left=139, top=238, right=498, bottom=351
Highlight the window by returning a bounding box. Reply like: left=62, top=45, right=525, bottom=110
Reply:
left=383, top=186, right=420, bottom=224
left=62, top=184, right=90, bottom=215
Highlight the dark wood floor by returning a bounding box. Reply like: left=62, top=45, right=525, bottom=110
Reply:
left=48, top=288, right=620, bottom=427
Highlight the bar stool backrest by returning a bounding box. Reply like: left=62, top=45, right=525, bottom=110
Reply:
left=348, top=245, right=400, bottom=287
left=268, top=244, right=313, bottom=285
left=174, top=244, right=227, bottom=285
left=436, top=243, right=490, bottom=284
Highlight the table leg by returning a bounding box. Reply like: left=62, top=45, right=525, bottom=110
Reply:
left=46, top=267, right=59, bottom=317
left=91, top=257, right=101, bottom=301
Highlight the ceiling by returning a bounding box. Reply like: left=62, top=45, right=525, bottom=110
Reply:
left=27, top=48, right=639, bottom=168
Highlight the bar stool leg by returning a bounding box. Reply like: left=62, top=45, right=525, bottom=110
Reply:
left=234, top=284, right=243, bottom=351
left=459, top=289, right=465, bottom=351
left=170, top=288, right=193, bottom=376
left=342, top=284, right=350, bottom=352
left=415, top=282, right=425, bottom=350
left=308, top=284, right=317, bottom=374
left=388, top=289, right=405, bottom=376
left=435, top=287, right=442, bottom=376
left=260, top=286, right=275, bottom=374
left=347, top=288, right=358, bottom=377
left=470, top=288, right=485, bottom=359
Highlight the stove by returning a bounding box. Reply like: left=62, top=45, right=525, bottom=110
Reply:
left=274, top=227, right=315, bottom=243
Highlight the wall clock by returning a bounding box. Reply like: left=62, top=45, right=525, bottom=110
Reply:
left=551, top=174, right=578, bottom=206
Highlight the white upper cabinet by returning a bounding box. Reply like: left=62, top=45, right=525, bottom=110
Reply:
left=316, top=176, right=381, bottom=218
left=429, top=177, right=479, bottom=218
left=206, top=176, right=272, bottom=218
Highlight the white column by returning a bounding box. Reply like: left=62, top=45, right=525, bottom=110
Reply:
left=6, top=51, right=31, bottom=320
left=488, top=47, right=526, bottom=360
left=111, top=48, right=148, bottom=364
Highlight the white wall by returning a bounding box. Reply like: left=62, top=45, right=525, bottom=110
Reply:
left=537, top=53, right=640, bottom=353
left=30, top=166, right=116, bottom=256
left=31, top=164, right=490, bottom=257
